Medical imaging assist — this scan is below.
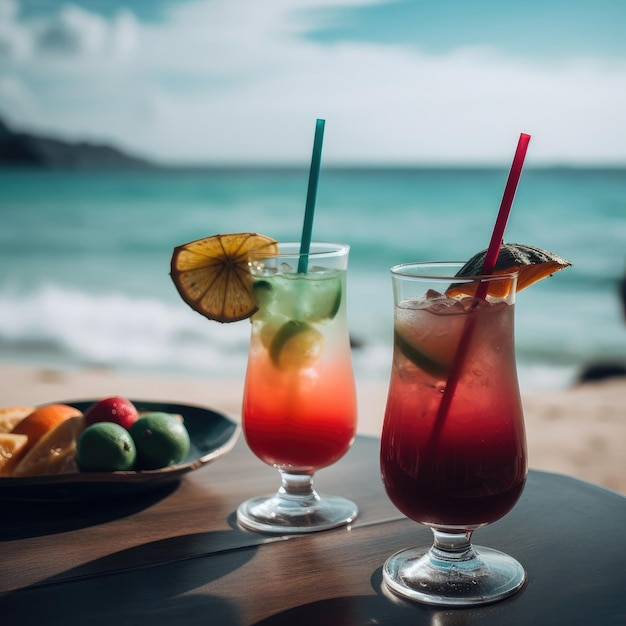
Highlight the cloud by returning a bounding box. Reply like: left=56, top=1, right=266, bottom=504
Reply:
left=0, top=0, right=138, bottom=61
left=0, top=0, right=624, bottom=164
left=0, top=0, right=32, bottom=60
left=35, top=5, right=108, bottom=55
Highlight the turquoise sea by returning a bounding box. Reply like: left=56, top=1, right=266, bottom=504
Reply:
left=1, top=166, right=625, bottom=391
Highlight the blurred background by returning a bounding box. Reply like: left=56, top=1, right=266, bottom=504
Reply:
left=1, top=0, right=625, bottom=390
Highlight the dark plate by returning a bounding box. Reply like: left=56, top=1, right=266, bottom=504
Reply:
left=0, top=399, right=240, bottom=501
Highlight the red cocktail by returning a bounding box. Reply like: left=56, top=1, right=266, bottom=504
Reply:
left=381, top=262, right=527, bottom=606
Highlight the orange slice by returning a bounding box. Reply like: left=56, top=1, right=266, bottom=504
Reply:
left=0, top=406, right=35, bottom=434
left=447, top=243, right=572, bottom=298
left=0, top=433, right=29, bottom=476
left=170, top=233, right=278, bottom=323
left=13, top=415, right=86, bottom=477
left=11, top=403, right=83, bottom=453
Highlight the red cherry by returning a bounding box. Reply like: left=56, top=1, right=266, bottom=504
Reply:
left=84, top=396, right=139, bottom=430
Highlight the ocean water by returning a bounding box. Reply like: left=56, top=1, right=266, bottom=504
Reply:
left=1, top=166, right=625, bottom=392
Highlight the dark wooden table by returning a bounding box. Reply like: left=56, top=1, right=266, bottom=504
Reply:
left=1, top=434, right=624, bottom=625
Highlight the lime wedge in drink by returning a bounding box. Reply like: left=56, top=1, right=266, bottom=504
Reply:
left=251, top=277, right=290, bottom=322
left=393, top=306, right=457, bottom=378
left=394, top=331, right=450, bottom=378
left=253, top=272, right=342, bottom=324
left=270, top=320, right=324, bottom=370
left=251, top=279, right=274, bottom=309
left=297, top=272, right=342, bottom=322
left=258, top=313, right=289, bottom=349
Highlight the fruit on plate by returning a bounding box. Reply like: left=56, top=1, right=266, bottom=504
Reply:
left=1, top=398, right=192, bottom=476
left=0, top=433, right=29, bottom=476
left=76, top=422, right=137, bottom=472
left=84, top=396, right=139, bottom=430
left=12, top=415, right=86, bottom=477
left=11, top=404, right=83, bottom=453
left=0, top=406, right=35, bottom=434
left=129, top=412, right=191, bottom=470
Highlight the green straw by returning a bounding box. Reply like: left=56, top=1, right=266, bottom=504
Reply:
left=298, top=118, right=326, bottom=273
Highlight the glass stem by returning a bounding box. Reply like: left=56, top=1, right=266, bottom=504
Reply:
left=429, top=529, right=478, bottom=564
left=277, top=471, right=319, bottom=504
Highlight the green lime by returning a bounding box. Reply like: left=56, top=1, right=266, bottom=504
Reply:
left=302, top=272, right=342, bottom=322
left=251, top=279, right=274, bottom=308
left=129, top=412, right=191, bottom=470
left=394, top=330, right=450, bottom=378
left=253, top=273, right=342, bottom=324
left=259, top=313, right=289, bottom=348
left=76, top=422, right=137, bottom=472
left=269, top=320, right=324, bottom=370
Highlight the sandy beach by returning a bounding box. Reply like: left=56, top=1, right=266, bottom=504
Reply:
left=0, top=362, right=624, bottom=495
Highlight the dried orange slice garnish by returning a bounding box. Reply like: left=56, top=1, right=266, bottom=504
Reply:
left=447, top=243, right=572, bottom=298
left=170, top=233, right=278, bottom=323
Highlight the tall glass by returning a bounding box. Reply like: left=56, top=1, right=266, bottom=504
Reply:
left=381, top=262, right=527, bottom=606
left=237, top=242, right=358, bottom=533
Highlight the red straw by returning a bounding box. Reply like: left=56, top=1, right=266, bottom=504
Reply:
left=431, top=133, right=531, bottom=439
left=475, top=133, right=531, bottom=299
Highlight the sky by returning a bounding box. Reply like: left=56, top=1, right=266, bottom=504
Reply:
left=0, top=0, right=625, bottom=166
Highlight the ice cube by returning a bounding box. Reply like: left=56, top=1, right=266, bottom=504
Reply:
left=429, top=296, right=467, bottom=315
left=425, top=289, right=445, bottom=300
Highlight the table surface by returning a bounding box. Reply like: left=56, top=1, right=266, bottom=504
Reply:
left=1, top=433, right=624, bottom=625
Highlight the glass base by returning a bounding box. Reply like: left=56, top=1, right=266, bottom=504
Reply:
left=237, top=491, right=358, bottom=534
left=383, top=544, right=526, bottom=607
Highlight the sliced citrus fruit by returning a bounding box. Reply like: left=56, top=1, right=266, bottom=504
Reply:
left=258, top=313, right=290, bottom=349
left=11, top=403, right=83, bottom=453
left=251, top=278, right=275, bottom=311
left=393, top=302, right=464, bottom=377
left=0, top=433, right=29, bottom=476
left=394, top=331, right=450, bottom=379
left=300, top=272, right=343, bottom=322
left=252, top=272, right=342, bottom=323
left=269, top=320, right=324, bottom=370
left=170, top=232, right=278, bottom=323
left=0, top=406, right=35, bottom=433
left=447, top=243, right=572, bottom=298
left=13, top=415, right=86, bottom=477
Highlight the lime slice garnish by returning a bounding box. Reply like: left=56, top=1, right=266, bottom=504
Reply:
left=269, top=320, right=324, bottom=370
left=394, top=330, right=450, bottom=378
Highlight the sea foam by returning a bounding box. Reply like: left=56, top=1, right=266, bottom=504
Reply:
left=0, top=283, right=251, bottom=377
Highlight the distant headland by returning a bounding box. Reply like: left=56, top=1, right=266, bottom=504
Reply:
left=0, top=116, right=155, bottom=169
